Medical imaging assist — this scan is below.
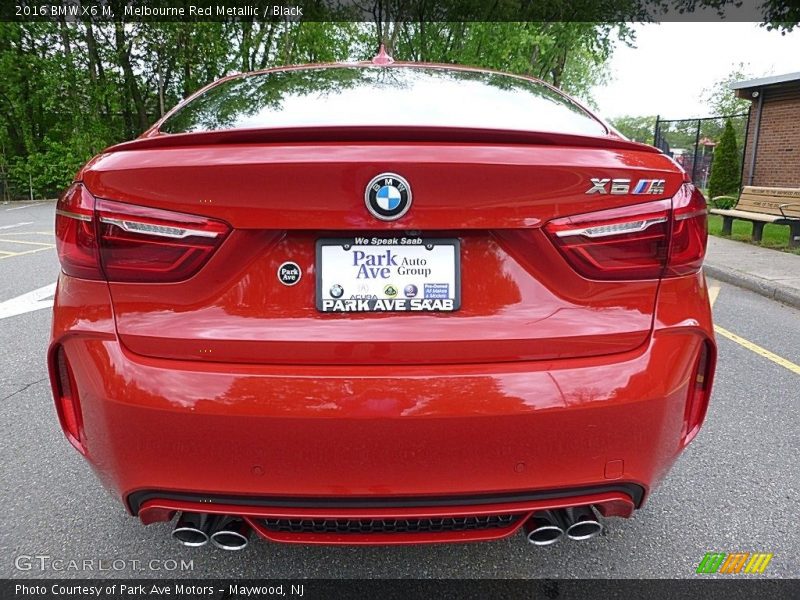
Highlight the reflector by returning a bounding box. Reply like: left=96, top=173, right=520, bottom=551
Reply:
left=51, top=346, right=86, bottom=455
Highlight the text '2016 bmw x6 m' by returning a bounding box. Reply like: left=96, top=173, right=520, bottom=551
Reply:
left=49, top=55, right=715, bottom=550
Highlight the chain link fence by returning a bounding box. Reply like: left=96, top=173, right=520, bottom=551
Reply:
left=653, top=112, right=749, bottom=192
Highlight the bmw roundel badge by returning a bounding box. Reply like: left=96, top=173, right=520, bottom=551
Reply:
left=365, top=173, right=412, bottom=221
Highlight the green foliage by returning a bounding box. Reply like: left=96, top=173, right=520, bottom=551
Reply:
left=710, top=195, right=737, bottom=209
left=701, top=62, right=754, bottom=117
left=708, top=119, right=741, bottom=201
left=708, top=214, right=800, bottom=255
left=385, top=22, right=634, bottom=106
left=0, top=20, right=633, bottom=199
left=609, top=115, right=657, bottom=143
left=668, top=0, right=799, bottom=33
left=8, top=139, right=89, bottom=197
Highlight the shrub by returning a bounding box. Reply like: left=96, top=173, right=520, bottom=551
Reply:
left=7, top=136, right=99, bottom=199
left=710, top=195, right=737, bottom=209
left=708, top=119, right=741, bottom=202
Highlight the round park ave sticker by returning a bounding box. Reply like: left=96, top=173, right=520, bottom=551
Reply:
left=277, top=261, right=302, bottom=286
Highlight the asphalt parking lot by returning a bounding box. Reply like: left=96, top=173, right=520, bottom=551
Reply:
left=1, top=200, right=798, bottom=579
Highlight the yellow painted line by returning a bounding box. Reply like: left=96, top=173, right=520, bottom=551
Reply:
left=708, top=285, right=720, bottom=307
left=708, top=282, right=799, bottom=375
left=0, top=238, right=54, bottom=247
left=0, top=230, right=55, bottom=258
left=714, top=325, right=800, bottom=376
left=0, top=246, right=54, bottom=260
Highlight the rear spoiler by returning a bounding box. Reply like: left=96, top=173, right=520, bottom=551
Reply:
left=104, top=126, right=663, bottom=154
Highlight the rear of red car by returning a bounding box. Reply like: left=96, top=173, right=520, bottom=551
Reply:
left=49, top=63, right=715, bottom=548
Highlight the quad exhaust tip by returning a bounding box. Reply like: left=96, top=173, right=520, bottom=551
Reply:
left=172, top=512, right=218, bottom=547
left=564, top=506, right=603, bottom=541
left=524, top=510, right=565, bottom=546
left=524, top=506, right=603, bottom=545
left=210, top=517, right=251, bottom=551
left=172, top=513, right=252, bottom=550
left=173, top=507, right=600, bottom=549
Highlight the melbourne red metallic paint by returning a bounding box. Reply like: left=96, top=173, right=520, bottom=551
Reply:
left=108, top=229, right=658, bottom=365
left=50, top=274, right=711, bottom=503
left=80, top=143, right=685, bottom=231
left=49, top=62, right=717, bottom=545
left=84, top=142, right=684, bottom=366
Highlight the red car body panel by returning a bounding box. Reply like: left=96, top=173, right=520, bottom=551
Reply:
left=84, top=143, right=683, bottom=365
left=49, top=62, right=716, bottom=546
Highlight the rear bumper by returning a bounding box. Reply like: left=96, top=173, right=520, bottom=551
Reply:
left=136, top=487, right=638, bottom=545
left=49, top=273, right=715, bottom=543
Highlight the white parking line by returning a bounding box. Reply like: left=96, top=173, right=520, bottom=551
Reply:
left=0, top=222, right=33, bottom=230
left=0, top=238, right=53, bottom=247
left=0, top=283, right=56, bottom=320
left=5, top=204, right=41, bottom=211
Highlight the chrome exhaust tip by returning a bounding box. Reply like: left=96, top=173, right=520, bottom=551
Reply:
left=524, top=510, right=565, bottom=546
left=564, top=506, right=603, bottom=541
left=210, top=517, right=251, bottom=551
left=172, top=512, right=218, bottom=547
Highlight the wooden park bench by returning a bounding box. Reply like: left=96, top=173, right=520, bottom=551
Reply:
left=709, top=186, right=800, bottom=248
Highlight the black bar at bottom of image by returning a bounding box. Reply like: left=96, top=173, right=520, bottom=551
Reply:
left=3, top=579, right=800, bottom=600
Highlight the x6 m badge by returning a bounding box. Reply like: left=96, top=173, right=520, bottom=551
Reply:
left=586, top=178, right=666, bottom=195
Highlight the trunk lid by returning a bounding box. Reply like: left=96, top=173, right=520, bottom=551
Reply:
left=82, top=139, right=684, bottom=365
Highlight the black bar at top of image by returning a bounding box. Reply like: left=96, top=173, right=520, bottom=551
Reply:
left=3, top=579, right=800, bottom=600
left=1, top=0, right=797, bottom=23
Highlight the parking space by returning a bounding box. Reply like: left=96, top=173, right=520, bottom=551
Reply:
left=0, top=232, right=55, bottom=260
left=0, top=201, right=797, bottom=579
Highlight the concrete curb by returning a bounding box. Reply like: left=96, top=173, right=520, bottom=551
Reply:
left=704, top=263, right=800, bottom=310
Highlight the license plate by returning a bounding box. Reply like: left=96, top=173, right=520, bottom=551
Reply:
left=316, top=237, right=461, bottom=312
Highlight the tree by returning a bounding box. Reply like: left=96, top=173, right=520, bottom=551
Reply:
left=667, top=0, right=799, bottom=33
left=702, top=63, right=754, bottom=117
left=609, top=115, right=657, bottom=143
left=707, top=119, right=741, bottom=201
left=0, top=20, right=635, bottom=198
left=384, top=22, right=635, bottom=106
left=761, top=0, right=800, bottom=33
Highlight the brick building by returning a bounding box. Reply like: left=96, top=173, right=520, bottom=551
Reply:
left=731, top=72, right=800, bottom=188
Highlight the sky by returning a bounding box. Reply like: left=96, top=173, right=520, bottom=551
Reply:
left=592, top=22, right=800, bottom=121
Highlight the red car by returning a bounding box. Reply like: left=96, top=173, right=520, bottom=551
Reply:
left=49, top=56, right=715, bottom=550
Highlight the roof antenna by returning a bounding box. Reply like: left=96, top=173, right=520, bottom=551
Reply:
left=372, top=44, right=394, bottom=65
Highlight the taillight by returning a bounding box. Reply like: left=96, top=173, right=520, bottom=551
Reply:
left=544, top=199, right=671, bottom=280
left=96, top=199, right=230, bottom=282
left=544, top=183, right=708, bottom=280
left=665, top=184, right=708, bottom=277
left=682, top=340, right=716, bottom=446
left=55, top=184, right=102, bottom=280
left=54, top=184, right=230, bottom=282
left=49, top=345, right=86, bottom=455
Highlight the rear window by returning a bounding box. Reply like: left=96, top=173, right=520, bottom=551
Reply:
left=159, top=66, right=607, bottom=137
